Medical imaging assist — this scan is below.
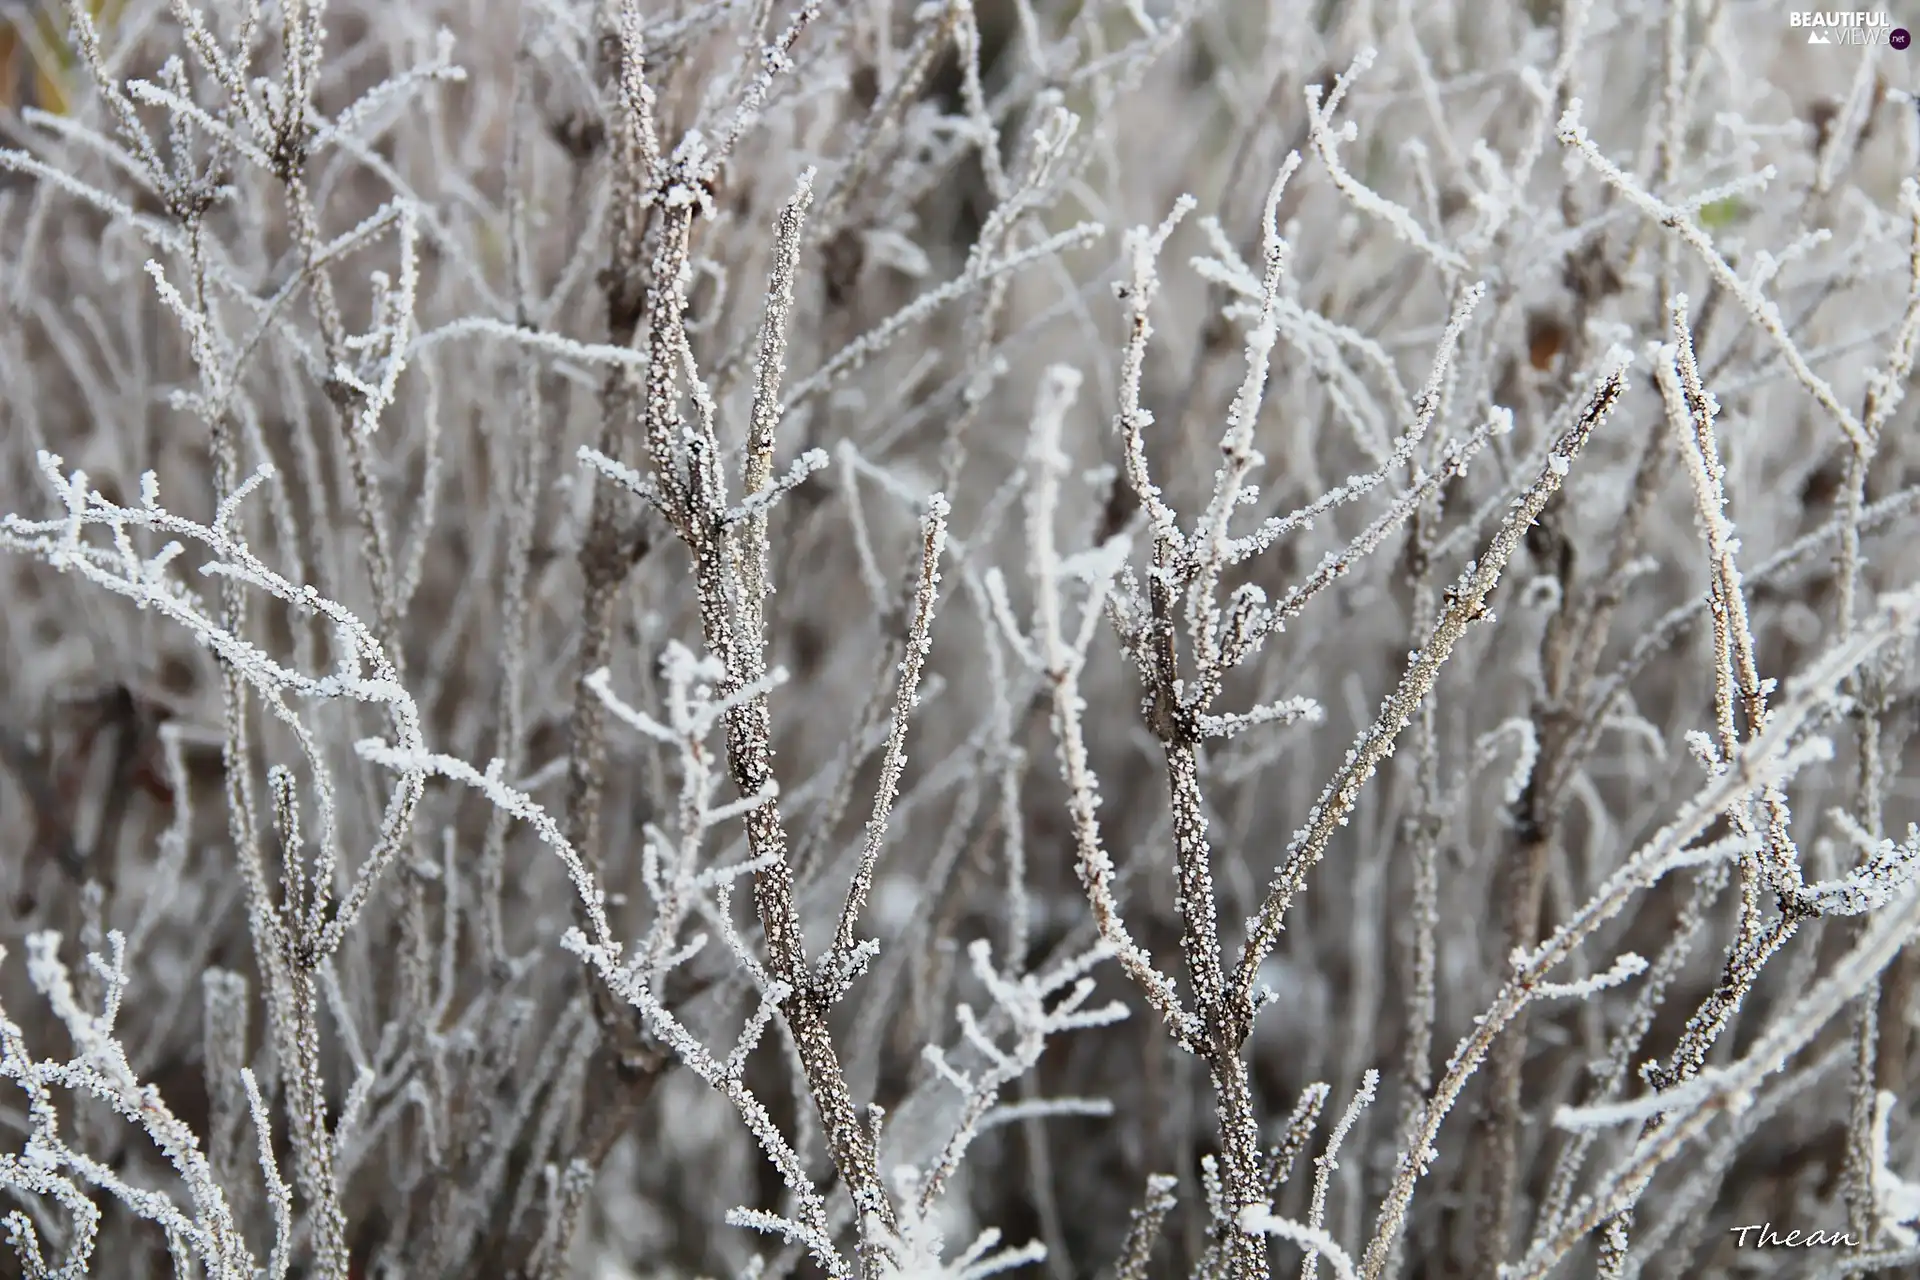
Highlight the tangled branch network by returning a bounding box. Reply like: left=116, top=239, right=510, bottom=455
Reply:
left=4, top=1, right=1920, bottom=1277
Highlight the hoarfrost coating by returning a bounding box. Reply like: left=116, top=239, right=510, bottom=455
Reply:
left=1, top=2, right=1919, bottom=1278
